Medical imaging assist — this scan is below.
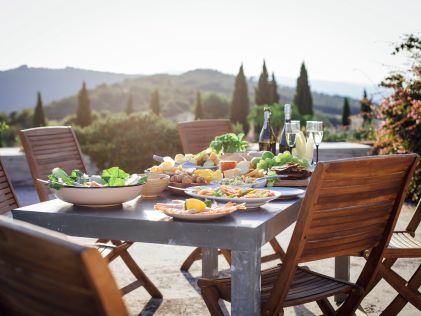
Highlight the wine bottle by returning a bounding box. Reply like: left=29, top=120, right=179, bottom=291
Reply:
left=258, top=106, right=277, bottom=154
left=278, top=103, right=291, bottom=153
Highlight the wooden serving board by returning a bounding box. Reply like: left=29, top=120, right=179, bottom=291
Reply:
left=273, top=177, right=310, bottom=187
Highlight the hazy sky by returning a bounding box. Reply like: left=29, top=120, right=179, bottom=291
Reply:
left=1, top=0, right=419, bottom=84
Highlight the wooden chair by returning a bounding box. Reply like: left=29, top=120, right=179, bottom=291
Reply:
left=19, top=126, right=162, bottom=298
left=177, top=119, right=233, bottom=154
left=0, top=158, right=19, bottom=216
left=363, top=199, right=421, bottom=315
left=0, top=216, right=129, bottom=316
left=198, top=154, right=419, bottom=315
left=177, top=120, right=285, bottom=271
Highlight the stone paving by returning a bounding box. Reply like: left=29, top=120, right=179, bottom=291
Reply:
left=14, top=187, right=421, bottom=315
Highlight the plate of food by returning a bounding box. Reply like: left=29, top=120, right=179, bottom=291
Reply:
left=154, top=198, right=246, bottom=221
left=40, top=167, right=147, bottom=207
left=153, top=150, right=220, bottom=171
left=185, top=185, right=281, bottom=208
left=210, top=175, right=267, bottom=188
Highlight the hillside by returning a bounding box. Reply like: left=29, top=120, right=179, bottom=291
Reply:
left=0, top=65, right=139, bottom=112
left=44, top=69, right=361, bottom=121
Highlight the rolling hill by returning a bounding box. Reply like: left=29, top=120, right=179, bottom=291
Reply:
left=43, top=69, right=362, bottom=121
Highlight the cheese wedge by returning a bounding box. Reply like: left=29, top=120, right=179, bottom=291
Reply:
left=223, top=168, right=242, bottom=178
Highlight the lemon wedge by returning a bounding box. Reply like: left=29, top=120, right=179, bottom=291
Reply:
left=185, top=198, right=207, bottom=212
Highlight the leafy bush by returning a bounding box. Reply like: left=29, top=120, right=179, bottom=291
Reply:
left=374, top=35, right=421, bottom=201
left=76, top=112, right=182, bottom=173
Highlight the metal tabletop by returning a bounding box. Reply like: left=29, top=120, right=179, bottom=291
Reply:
left=13, top=192, right=302, bottom=315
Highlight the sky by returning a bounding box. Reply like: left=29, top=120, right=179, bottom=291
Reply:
left=1, top=0, right=420, bottom=85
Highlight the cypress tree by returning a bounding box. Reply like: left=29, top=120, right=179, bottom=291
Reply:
left=32, top=91, right=46, bottom=127
left=294, top=62, right=313, bottom=115
left=150, top=89, right=160, bottom=116
left=255, top=60, right=272, bottom=105
left=269, top=72, right=280, bottom=104
left=76, top=82, right=92, bottom=127
left=126, top=95, right=134, bottom=115
left=342, top=97, right=351, bottom=127
left=194, top=92, right=204, bottom=120
left=230, top=64, right=250, bottom=132
left=360, top=89, right=372, bottom=124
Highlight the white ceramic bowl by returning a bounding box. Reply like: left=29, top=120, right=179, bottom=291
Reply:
left=52, top=184, right=144, bottom=207
left=140, top=173, right=169, bottom=198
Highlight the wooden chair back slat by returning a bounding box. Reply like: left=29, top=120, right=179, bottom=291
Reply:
left=0, top=217, right=128, bottom=316
left=0, top=159, right=19, bottom=214
left=19, top=126, right=87, bottom=202
left=177, top=119, right=232, bottom=154
left=262, top=154, right=419, bottom=315
left=299, top=155, right=418, bottom=262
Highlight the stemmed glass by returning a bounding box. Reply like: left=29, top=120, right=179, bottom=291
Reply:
left=285, top=122, right=300, bottom=153
left=306, top=121, right=323, bottom=163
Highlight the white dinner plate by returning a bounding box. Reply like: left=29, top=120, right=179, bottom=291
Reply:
left=267, top=187, right=305, bottom=199
left=161, top=210, right=235, bottom=221
left=185, top=185, right=281, bottom=208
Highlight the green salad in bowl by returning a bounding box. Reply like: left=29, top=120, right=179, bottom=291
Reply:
left=48, top=166, right=147, bottom=190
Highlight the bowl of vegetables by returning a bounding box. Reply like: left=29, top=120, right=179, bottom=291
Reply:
left=42, top=167, right=147, bottom=207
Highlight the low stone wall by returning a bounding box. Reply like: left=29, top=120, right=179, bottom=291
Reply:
left=1, top=142, right=372, bottom=187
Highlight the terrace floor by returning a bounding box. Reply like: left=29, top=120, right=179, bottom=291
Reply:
left=15, top=187, right=421, bottom=315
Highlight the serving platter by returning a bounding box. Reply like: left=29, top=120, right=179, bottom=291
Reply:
left=266, top=187, right=305, bottom=199
left=160, top=210, right=235, bottom=221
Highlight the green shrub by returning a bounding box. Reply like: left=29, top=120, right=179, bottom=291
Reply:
left=76, top=112, right=182, bottom=173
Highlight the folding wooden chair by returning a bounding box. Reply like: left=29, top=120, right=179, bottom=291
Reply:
left=364, top=199, right=421, bottom=315
left=0, top=216, right=129, bottom=316
left=177, top=120, right=285, bottom=271
left=198, top=154, right=419, bottom=315
left=19, top=126, right=161, bottom=298
left=0, top=158, right=19, bottom=216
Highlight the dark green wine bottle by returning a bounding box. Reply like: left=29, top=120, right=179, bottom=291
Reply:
left=278, top=104, right=291, bottom=153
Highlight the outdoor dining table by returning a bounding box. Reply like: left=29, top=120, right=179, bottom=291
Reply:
left=11, top=191, right=340, bottom=315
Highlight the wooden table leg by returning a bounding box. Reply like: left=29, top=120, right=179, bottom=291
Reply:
left=202, top=248, right=219, bottom=278
left=334, top=256, right=350, bottom=304
left=231, top=249, right=261, bottom=316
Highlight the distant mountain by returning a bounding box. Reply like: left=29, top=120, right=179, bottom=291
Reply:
left=0, top=65, right=140, bottom=112
left=44, top=69, right=362, bottom=122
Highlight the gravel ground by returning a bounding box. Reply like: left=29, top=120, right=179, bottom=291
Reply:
left=14, top=187, right=421, bottom=315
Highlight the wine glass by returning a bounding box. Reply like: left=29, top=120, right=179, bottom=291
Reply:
left=306, top=121, right=323, bottom=163
left=285, top=122, right=300, bottom=153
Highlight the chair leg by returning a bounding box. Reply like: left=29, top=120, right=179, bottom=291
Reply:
left=316, top=298, right=336, bottom=316
left=366, top=258, right=397, bottom=293
left=181, top=247, right=202, bottom=271
left=200, top=287, right=224, bottom=316
left=119, top=247, right=163, bottom=299
left=269, top=238, right=286, bottom=260
left=380, top=264, right=421, bottom=315
left=220, top=249, right=232, bottom=265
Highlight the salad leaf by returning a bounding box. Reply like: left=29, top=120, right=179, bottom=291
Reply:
left=209, top=133, right=248, bottom=154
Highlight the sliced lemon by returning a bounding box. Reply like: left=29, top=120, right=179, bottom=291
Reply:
left=185, top=198, right=207, bottom=212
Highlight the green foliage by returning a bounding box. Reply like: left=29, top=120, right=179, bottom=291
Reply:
left=203, top=93, right=229, bottom=119
left=0, top=121, right=9, bottom=147
left=350, top=124, right=376, bottom=142
left=269, top=73, right=280, bottom=104
left=125, top=95, right=134, bottom=115
left=322, top=129, right=349, bottom=142
left=255, top=61, right=272, bottom=106
left=374, top=34, right=421, bottom=201
left=232, top=122, right=244, bottom=135
left=360, top=89, right=373, bottom=124
left=150, top=89, right=160, bottom=116
left=230, top=65, right=250, bottom=132
left=341, top=97, right=351, bottom=126
left=76, top=82, right=92, bottom=127
left=0, top=109, right=33, bottom=146
left=194, top=91, right=204, bottom=120
left=294, top=62, right=313, bottom=115
left=33, top=92, right=46, bottom=127
left=209, top=133, right=247, bottom=153
left=76, top=112, right=182, bottom=173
